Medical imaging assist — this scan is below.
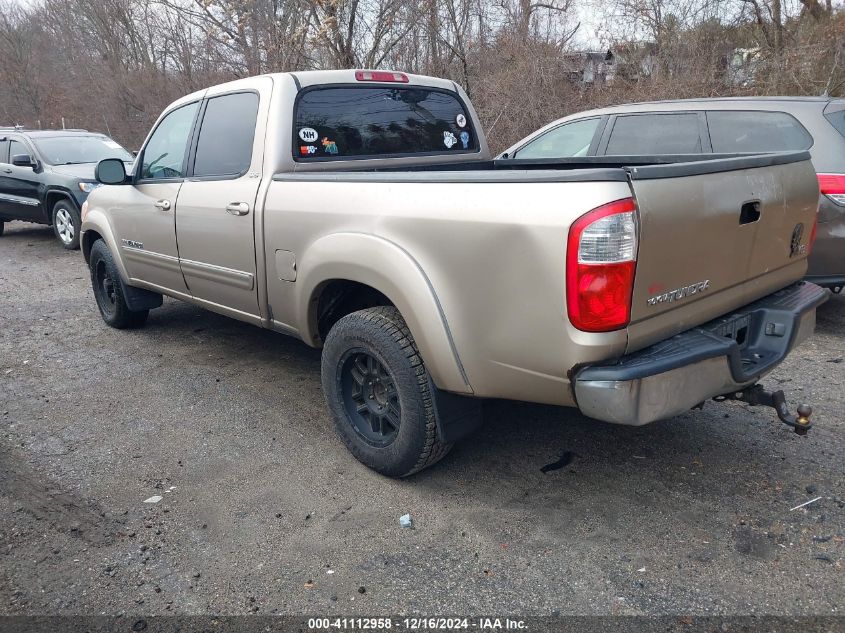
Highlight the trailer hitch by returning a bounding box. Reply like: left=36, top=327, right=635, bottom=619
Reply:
left=714, top=385, right=813, bottom=435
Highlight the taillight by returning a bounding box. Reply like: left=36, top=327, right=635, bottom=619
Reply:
left=354, top=70, right=409, bottom=83
left=566, top=198, right=638, bottom=332
left=817, top=173, right=845, bottom=206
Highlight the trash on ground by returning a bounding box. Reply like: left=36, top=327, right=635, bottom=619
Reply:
left=143, top=495, right=163, bottom=504
left=790, top=496, right=822, bottom=511
left=399, top=514, right=413, bottom=529
left=540, top=451, right=574, bottom=473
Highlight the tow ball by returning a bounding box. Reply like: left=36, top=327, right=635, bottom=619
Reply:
left=714, top=385, right=813, bottom=435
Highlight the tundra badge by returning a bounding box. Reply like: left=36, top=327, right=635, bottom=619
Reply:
left=647, top=280, right=710, bottom=306
left=121, top=239, right=144, bottom=249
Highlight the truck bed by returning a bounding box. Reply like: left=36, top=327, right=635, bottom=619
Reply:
left=267, top=149, right=819, bottom=404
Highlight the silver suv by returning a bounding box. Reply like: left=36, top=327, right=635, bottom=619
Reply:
left=502, top=97, right=845, bottom=292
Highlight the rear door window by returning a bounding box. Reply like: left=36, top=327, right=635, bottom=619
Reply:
left=605, top=113, right=703, bottom=154
left=707, top=111, right=812, bottom=152
left=294, top=86, right=477, bottom=160
left=514, top=118, right=601, bottom=159
left=192, top=92, right=259, bottom=178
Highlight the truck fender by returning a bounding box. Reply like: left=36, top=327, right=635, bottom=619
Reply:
left=81, top=209, right=161, bottom=310
left=296, top=232, right=472, bottom=395
left=81, top=209, right=126, bottom=275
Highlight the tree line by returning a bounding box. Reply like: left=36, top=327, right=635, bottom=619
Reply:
left=0, top=0, right=842, bottom=153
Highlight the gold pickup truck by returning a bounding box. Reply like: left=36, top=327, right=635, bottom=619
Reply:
left=81, top=70, right=826, bottom=477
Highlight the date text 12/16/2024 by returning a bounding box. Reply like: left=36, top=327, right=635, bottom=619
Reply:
left=307, top=618, right=528, bottom=630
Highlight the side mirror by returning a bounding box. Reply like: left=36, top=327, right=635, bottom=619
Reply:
left=11, top=154, right=35, bottom=168
left=95, top=158, right=127, bottom=185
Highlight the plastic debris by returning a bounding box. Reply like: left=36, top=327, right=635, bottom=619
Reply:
left=790, top=496, right=822, bottom=511
left=143, top=495, right=163, bottom=504
left=399, top=514, right=413, bottom=529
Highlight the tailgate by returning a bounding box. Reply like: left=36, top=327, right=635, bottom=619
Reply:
left=626, top=152, right=819, bottom=338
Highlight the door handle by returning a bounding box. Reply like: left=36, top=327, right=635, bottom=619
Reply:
left=226, top=202, right=250, bottom=216
left=1, top=168, right=11, bottom=174
left=154, top=199, right=171, bottom=211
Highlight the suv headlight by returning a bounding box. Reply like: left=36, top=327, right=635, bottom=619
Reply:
left=78, top=182, right=100, bottom=193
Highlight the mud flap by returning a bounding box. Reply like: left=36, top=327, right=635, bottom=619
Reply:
left=429, top=382, right=483, bottom=444
left=122, top=284, right=163, bottom=312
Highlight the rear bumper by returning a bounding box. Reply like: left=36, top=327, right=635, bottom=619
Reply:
left=574, top=282, right=828, bottom=426
left=804, top=274, right=845, bottom=290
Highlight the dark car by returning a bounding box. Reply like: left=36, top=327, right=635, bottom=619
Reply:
left=0, top=127, right=133, bottom=249
left=501, top=97, right=845, bottom=292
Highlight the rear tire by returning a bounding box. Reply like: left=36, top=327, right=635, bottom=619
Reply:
left=52, top=200, right=81, bottom=250
left=0, top=220, right=4, bottom=236
left=321, top=306, right=452, bottom=477
left=89, top=239, right=148, bottom=329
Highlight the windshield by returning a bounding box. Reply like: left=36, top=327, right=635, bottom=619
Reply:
left=32, top=135, right=133, bottom=165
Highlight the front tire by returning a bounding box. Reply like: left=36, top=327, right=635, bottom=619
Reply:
left=321, top=306, right=452, bottom=477
left=52, top=200, right=81, bottom=250
left=89, top=239, right=148, bottom=329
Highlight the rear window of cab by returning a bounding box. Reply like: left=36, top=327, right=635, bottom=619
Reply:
left=293, top=86, right=477, bottom=160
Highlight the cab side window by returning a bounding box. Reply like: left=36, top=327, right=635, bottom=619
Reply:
left=514, top=118, right=600, bottom=159
left=0, top=140, right=9, bottom=163
left=140, top=102, right=200, bottom=180
left=192, top=92, right=259, bottom=178
left=605, top=113, right=703, bottom=154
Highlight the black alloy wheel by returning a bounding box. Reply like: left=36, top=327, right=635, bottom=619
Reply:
left=339, top=349, right=402, bottom=447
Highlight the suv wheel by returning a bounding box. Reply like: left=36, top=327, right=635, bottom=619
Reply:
left=89, top=239, right=149, bottom=329
left=321, top=306, right=452, bottom=477
left=52, top=200, right=81, bottom=250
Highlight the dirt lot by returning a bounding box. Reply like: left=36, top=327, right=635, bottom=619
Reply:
left=1, top=220, right=844, bottom=617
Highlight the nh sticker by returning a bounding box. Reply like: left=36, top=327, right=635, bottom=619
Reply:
left=443, top=131, right=457, bottom=149
left=298, top=127, right=318, bottom=143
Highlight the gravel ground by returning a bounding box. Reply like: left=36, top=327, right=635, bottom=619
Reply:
left=1, top=220, right=843, bottom=617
